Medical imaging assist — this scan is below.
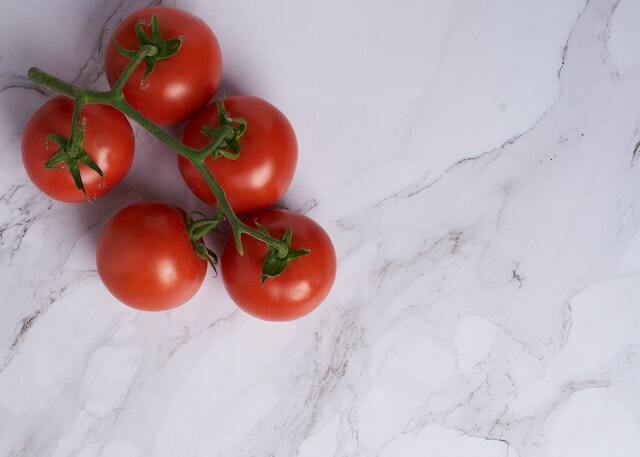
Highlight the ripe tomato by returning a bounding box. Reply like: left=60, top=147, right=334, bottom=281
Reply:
left=105, top=6, right=222, bottom=125
left=97, top=202, right=206, bottom=311
left=22, top=96, right=134, bottom=202
left=221, top=209, right=336, bottom=321
left=178, top=96, right=297, bottom=214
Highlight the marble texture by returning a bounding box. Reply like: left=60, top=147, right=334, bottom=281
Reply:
left=1, top=0, right=640, bottom=455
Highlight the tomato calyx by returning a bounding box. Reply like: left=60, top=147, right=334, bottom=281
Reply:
left=114, top=15, right=184, bottom=80
left=255, top=222, right=311, bottom=283
left=200, top=100, right=248, bottom=160
left=44, top=132, right=103, bottom=197
left=185, top=210, right=223, bottom=272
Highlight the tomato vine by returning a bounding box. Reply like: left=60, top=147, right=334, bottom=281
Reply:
left=27, top=41, right=301, bottom=272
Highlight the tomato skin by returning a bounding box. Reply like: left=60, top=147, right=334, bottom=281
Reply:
left=221, top=209, right=336, bottom=321
left=178, top=96, right=297, bottom=214
left=97, top=202, right=207, bottom=311
left=21, top=96, right=134, bottom=202
left=105, top=6, right=222, bottom=125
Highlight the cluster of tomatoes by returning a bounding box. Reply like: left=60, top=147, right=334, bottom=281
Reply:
left=21, top=7, right=336, bottom=321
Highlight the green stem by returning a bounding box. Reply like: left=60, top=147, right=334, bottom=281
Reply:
left=192, top=161, right=289, bottom=257
left=28, top=68, right=104, bottom=100
left=28, top=68, right=79, bottom=98
left=202, top=125, right=236, bottom=157
left=111, top=44, right=157, bottom=94
left=27, top=46, right=290, bottom=259
left=113, top=98, right=200, bottom=160
left=67, top=93, right=85, bottom=157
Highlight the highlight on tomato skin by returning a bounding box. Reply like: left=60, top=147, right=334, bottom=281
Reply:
left=96, top=201, right=207, bottom=311
left=105, top=6, right=222, bottom=125
left=178, top=95, right=298, bottom=214
left=21, top=96, right=134, bottom=202
left=221, top=209, right=336, bottom=322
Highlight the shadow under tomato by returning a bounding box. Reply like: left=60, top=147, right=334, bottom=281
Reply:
left=214, top=77, right=245, bottom=100
left=72, top=170, right=231, bottom=267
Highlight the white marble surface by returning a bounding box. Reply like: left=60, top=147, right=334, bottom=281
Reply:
left=1, top=0, right=640, bottom=455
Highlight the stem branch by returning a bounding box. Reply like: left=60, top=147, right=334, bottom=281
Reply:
left=192, top=161, right=289, bottom=257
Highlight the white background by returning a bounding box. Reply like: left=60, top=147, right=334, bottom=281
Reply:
left=1, top=0, right=640, bottom=455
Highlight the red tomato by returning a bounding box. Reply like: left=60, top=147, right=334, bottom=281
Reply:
left=97, top=202, right=207, bottom=311
left=221, top=209, right=336, bottom=321
left=178, top=96, right=297, bottom=214
left=22, top=96, right=134, bottom=202
left=105, top=6, right=222, bottom=125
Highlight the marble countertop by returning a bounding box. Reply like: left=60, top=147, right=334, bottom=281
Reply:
left=2, top=0, right=640, bottom=455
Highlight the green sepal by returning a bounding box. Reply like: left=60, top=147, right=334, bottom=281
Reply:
left=43, top=150, right=67, bottom=169
left=185, top=210, right=224, bottom=273
left=199, top=100, right=247, bottom=161
left=258, top=226, right=311, bottom=284
left=217, top=100, right=248, bottom=137
left=44, top=133, right=68, bottom=153
left=68, top=161, right=85, bottom=194
left=43, top=133, right=103, bottom=197
left=135, top=19, right=150, bottom=45
left=190, top=220, right=220, bottom=239
left=79, top=153, right=104, bottom=177
left=233, top=226, right=245, bottom=256
left=114, top=41, right=138, bottom=59
left=114, top=15, right=185, bottom=80
left=193, top=242, right=218, bottom=273
left=255, top=221, right=270, bottom=236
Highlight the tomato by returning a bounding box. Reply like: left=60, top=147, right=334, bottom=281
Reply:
left=21, top=96, right=134, bottom=202
left=221, top=209, right=336, bottom=321
left=105, top=6, right=222, bottom=125
left=97, top=202, right=206, bottom=311
left=178, top=95, right=297, bottom=214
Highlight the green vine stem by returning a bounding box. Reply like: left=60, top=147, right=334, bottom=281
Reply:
left=27, top=44, right=290, bottom=259
left=66, top=94, right=85, bottom=156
